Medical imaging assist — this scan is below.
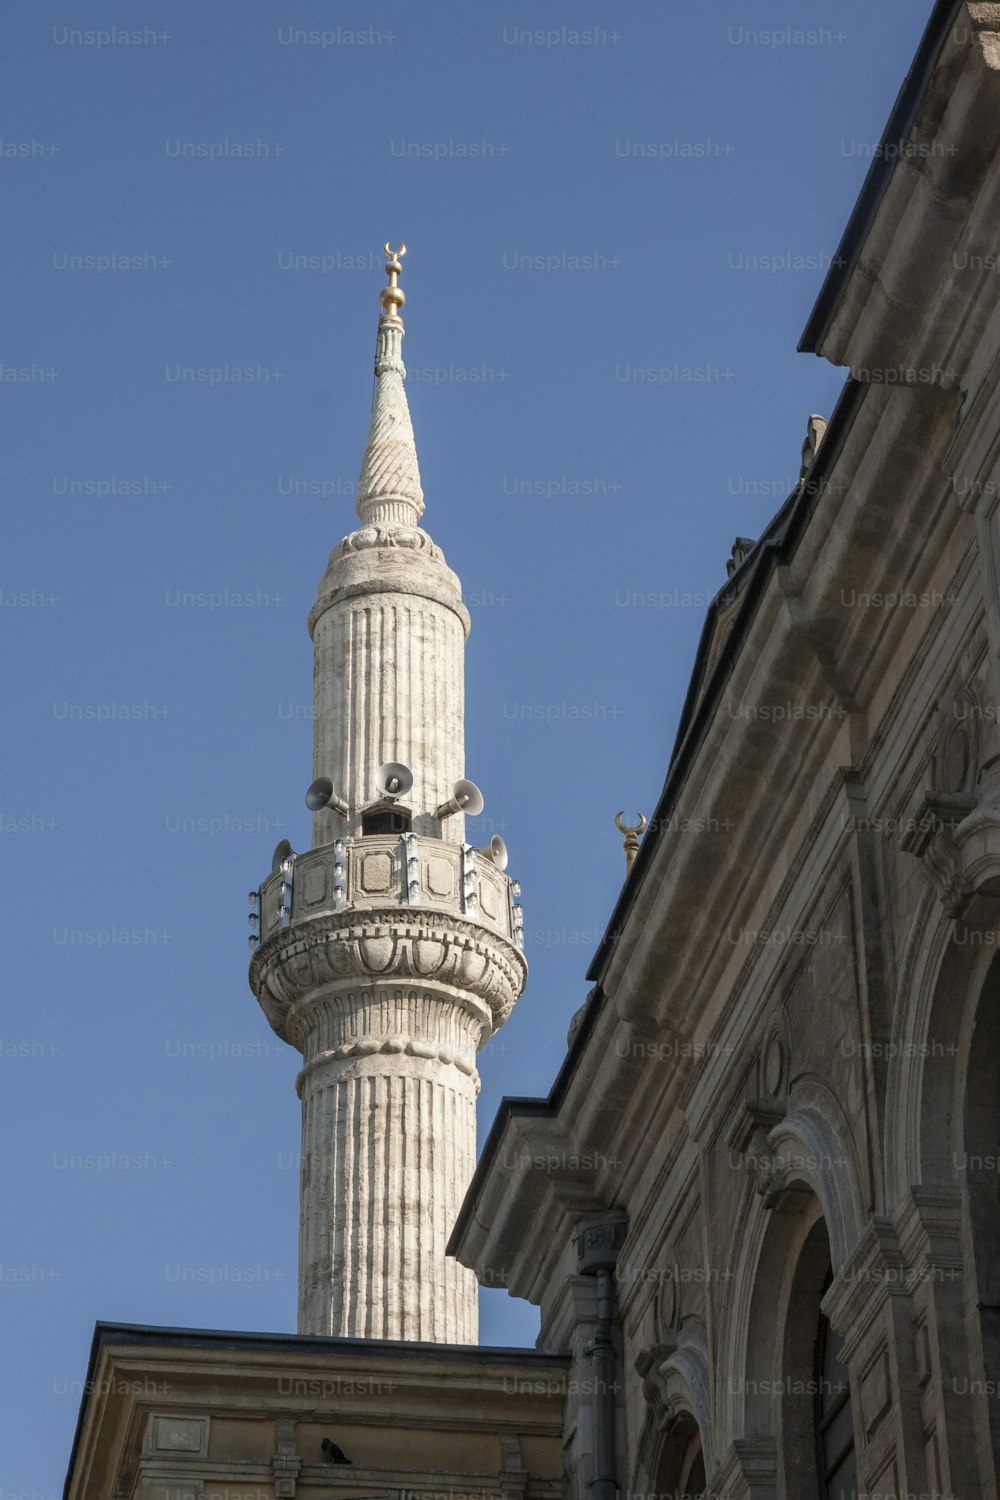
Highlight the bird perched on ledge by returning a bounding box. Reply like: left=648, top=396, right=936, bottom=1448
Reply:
left=321, top=1438, right=352, bottom=1464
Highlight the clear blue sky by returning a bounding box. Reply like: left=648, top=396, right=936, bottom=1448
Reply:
left=2, top=1, right=932, bottom=1490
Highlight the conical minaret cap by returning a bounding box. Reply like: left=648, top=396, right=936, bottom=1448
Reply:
left=355, top=243, right=425, bottom=529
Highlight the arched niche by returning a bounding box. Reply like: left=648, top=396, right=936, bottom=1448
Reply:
left=631, top=1327, right=713, bottom=1500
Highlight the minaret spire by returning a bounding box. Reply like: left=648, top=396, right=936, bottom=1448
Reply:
left=355, top=244, right=425, bottom=529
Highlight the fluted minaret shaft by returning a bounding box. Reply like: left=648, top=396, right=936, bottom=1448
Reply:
left=308, top=281, right=470, bottom=850
left=296, top=988, right=484, bottom=1342
left=250, top=245, right=526, bottom=1346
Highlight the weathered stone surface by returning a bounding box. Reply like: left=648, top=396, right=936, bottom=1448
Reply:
left=452, top=6, right=1000, bottom=1496
left=65, top=1327, right=567, bottom=1500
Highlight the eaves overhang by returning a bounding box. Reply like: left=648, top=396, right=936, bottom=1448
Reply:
left=585, top=374, right=868, bottom=991
left=447, top=969, right=609, bottom=1262
left=799, top=0, right=964, bottom=354
left=64, top=1320, right=571, bottom=1500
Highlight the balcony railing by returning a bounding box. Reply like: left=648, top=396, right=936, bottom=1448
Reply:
left=249, top=834, right=523, bottom=952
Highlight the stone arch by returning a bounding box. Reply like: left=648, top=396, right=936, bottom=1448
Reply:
left=885, top=900, right=1000, bottom=1490
left=632, top=1412, right=705, bottom=1500
left=765, top=1086, right=866, bottom=1270
left=630, top=1323, right=713, bottom=1500
left=716, top=1177, right=772, bottom=1454
left=732, top=1201, right=855, bottom=1497
left=718, top=1082, right=865, bottom=1455
left=740, top=1195, right=827, bottom=1440
left=884, top=888, right=1000, bottom=1198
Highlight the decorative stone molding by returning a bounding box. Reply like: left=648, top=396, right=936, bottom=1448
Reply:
left=575, top=1214, right=628, bottom=1275
left=251, top=910, right=526, bottom=1042
left=273, top=1417, right=302, bottom=1499
left=821, top=1217, right=908, bottom=1356
left=712, top=1438, right=778, bottom=1500
left=566, top=986, right=598, bottom=1047
left=499, top=1430, right=528, bottom=1500
left=634, top=1340, right=677, bottom=1415
left=255, top=837, right=518, bottom=945
left=893, top=1188, right=965, bottom=1285
left=935, top=686, right=980, bottom=796
left=296, top=1034, right=480, bottom=1089
left=144, top=1415, right=209, bottom=1458
left=726, top=1100, right=788, bottom=1205
left=760, top=1015, right=790, bottom=1100
left=967, top=2, right=1000, bottom=70
left=900, top=792, right=1000, bottom=916
left=634, top=1326, right=714, bottom=1478
left=308, top=543, right=470, bottom=637
left=334, top=524, right=447, bottom=563
left=726, top=537, right=757, bottom=579
left=799, top=412, right=827, bottom=479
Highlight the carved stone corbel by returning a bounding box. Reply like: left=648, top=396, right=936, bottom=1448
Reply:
left=634, top=1340, right=679, bottom=1423
left=727, top=1100, right=788, bottom=1207
left=967, top=3, right=1000, bottom=71
left=901, top=792, right=980, bottom=915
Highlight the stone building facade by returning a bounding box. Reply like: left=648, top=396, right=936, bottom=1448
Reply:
left=63, top=1324, right=567, bottom=1500
left=453, top=3, right=1000, bottom=1497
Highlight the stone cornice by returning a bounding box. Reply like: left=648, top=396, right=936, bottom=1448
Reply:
left=803, top=2, right=1000, bottom=381
left=448, top=1107, right=616, bottom=1305
left=309, top=533, right=470, bottom=640
left=800, top=0, right=963, bottom=354
left=64, top=1324, right=571, bottom=1500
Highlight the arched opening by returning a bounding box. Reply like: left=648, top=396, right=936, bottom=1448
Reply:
left=360, top=801, right=412, bottom=835
left=779, top=1215, right=857, bottom=1498
left=650, top=1412, right=707, bottom=1500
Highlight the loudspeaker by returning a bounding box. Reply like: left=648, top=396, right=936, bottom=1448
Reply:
left=479, top=834, right=508, bottom=871
left=305, top=777, right=349, bottom=817
left=436, top=778, right=484, bottom=819
left=374, top=761, right=413, bottom=801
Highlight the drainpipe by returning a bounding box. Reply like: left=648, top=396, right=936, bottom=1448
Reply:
left=575, top=1215, right=628, bottom=1500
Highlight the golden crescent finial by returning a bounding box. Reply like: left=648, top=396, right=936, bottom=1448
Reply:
left=615, top=811, right=647, bottom=872
left=615, top=811, right=647, bottom=836
left=380, top=242, right=407, bottom=322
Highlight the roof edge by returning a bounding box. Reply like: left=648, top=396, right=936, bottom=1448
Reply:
left=584, top=376, right=867, bottom=992
left=799, top=0, right=963, bottom=354
left=65, top=1321, right=571, bottom=1498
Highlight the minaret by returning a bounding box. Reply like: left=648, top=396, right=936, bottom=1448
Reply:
left=248, top=246, right=526, bottom=1344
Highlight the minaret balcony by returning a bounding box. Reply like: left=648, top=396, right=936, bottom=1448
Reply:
left=250, top=833, right=524, bottom=949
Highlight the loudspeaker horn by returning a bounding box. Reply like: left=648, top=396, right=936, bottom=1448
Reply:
left=271, top=838, right=293, bottom=872
left=436, top=778, right=484, bottom=820
left=305, top=777, right=349, bottom=817
left=374, top=761, right=413, bottom=801
left=480, top=834, right=508, bottom=871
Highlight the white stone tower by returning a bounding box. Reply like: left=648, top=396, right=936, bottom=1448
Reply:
left=248, top=246, right=526, bottom=1344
